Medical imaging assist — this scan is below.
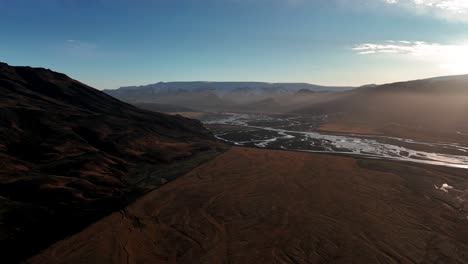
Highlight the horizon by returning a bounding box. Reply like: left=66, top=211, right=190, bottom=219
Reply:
left=5, top=60, right=468, bottom=91
left=2, top=0, right=468, bottom=89
left=103, top=72, right=468, bottom=90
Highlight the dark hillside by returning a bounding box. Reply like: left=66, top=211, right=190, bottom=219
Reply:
left=0, top=62, right=222, bottom=263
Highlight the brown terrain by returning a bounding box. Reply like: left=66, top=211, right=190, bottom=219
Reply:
left=0, top=63, right=223, bottom=263
left=30, top=147, right=468, bottom=264
left=3, top=62, right=468, bottom=263
left=296, top=75, right=468, bottom=143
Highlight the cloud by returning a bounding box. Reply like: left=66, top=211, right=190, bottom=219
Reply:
left=353, top=40, right=468, bottom=74
left=64, top=40, right=98, bottom=58
left=385, top=0, right=468, bottom=13
left=383, top=0, right=468, bottom=22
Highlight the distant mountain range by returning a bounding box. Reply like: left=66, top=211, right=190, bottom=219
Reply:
left=104, top=81, right=357, bottom=112
left=109, top=81, right=355, bottom=94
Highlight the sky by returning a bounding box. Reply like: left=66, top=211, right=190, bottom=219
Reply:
left=1, top=0, right=468, bottom=89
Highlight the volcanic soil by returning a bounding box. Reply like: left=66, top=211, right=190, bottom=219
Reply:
left=30, top=147, right=468, bottom=264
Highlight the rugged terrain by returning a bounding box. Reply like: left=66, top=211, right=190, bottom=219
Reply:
left=4, top=63, right=468, bottom=263
left=30, top=147, right=468, bottom=264
left=0, top=63, right=222, bottom=263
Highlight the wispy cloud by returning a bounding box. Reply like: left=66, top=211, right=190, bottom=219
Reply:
left=353, top=40, right=468, bottom=74
left=383, top=0, right=468, bottom=22
left=353, top=41, right=450, bottom=55
left=277, top=0, right=468, bottom=21
left=384, top=0, right=468, bottom=13
left=64, top=40, right=98, bottom=58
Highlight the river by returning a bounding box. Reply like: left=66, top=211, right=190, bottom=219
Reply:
left=203, top=112, right=468, bottom=169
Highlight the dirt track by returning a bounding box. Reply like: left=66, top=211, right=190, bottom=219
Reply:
left=29, top=147, right=468, bottom=264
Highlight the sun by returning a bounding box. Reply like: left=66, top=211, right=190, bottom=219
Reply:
left=437, top=43, right=468, bottom=75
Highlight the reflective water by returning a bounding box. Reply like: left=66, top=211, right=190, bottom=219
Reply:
left=204, top=113, right=468, bottom=169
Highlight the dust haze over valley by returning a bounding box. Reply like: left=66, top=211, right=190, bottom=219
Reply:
left=4, top=0, right=468, bottom=263
left=105, top=76, right=468, bottom=169
left=104, top=81, right=356, bottom=113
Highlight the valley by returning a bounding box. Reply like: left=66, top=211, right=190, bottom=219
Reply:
left=5, top=0, right=468, bottom=262
left=3, top=64, right=468, bottom=263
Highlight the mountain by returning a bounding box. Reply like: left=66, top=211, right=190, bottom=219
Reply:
left=296, top=74, right=468, bottom=142
left=109, top=81, right=354, bottom=95
left=104, top=82, right=355, bottom=112
left=134, top=102, right=195, bottom=113
left=0, top=63, right=222, bottom=263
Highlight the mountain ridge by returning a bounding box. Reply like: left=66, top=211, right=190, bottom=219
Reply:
left=103, top=81, right=356, bottom=112
left=109, top=81, right=355, bottom=93
left=0, top=62, right=222, bottom=263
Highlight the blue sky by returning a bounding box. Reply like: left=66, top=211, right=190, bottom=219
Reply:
left=1, top=0, right=468, bottom=89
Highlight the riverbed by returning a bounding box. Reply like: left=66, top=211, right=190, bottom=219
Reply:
left=203, top=112, right=468, bottom=169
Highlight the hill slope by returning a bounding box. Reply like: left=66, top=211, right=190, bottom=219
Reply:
left=296, top=75, right=468, bottom=142
left=0, top=63, right=221, bottom=262
left=30, top=147, right=468, bottom=264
